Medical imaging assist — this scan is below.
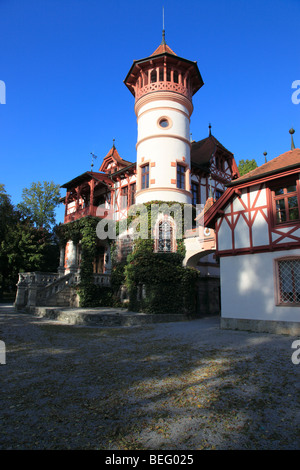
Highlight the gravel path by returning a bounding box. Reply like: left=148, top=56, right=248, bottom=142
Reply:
left=0, top=304, right=299, bottom=450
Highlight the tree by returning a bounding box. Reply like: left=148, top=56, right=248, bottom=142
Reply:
left=0, top=184, right=15, bottom=241
left=0, top=185, right=18, bottom=296
left=0, top=184, right=59, bottom=298
left=17, top=181, right=61, bottom=230
left=238, top=159, right=258, bottom=176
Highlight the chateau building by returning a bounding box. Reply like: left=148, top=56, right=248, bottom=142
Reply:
left=60, top=35, right=238, bottom=275
left=15, top=33, right=239, bottom=312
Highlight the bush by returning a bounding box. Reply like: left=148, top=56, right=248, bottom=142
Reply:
left=124, top=240, right=200, bottom=315
left=77, top=284, right=114, bottom=308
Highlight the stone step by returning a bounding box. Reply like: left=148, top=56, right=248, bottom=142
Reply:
left=37, top=286, right=79, bottom=308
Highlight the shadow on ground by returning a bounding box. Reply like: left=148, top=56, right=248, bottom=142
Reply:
left=0, top=304, right=299, bottom=450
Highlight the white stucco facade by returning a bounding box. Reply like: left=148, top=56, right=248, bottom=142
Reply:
left=135, top=96, right=192, bottom=205
left=220, top=247, right=300, bottom=323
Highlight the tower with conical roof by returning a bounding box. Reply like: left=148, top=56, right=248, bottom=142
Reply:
left=124, top=32, right=204, bottom=205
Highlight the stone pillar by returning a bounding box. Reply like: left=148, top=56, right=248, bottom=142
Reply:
left=27, top=284, right=38, bottom=307
left=58, top=244, right=66, bottom=277
left=104, top=246, right=111, bottom=274
left=14, top=284, right=27, bottom=309
left=67, top=240, right=77, bottom=274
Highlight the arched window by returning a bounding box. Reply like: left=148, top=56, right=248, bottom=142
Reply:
left=159, top=68, right=164, bottom=81
left=173, top=70, right=178, bottom=83
left=158, top=220, right=173, bottom=252
left=151, top=69, right=157, bottom=83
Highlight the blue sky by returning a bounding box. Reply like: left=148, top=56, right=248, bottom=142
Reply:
left=1, top=0, right=299, bottom=224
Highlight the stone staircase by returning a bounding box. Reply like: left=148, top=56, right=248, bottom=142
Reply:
left=14, top=271, right=110, bottom=310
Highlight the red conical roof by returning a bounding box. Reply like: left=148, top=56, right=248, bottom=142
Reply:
left=150, top=42, right=177, bottom=57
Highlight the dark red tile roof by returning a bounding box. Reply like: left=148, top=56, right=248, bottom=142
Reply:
left=61, top=171, right=112, bottom=189
left=99, top=146, right=132, bottom=171
left=228, top=148, right=300, bottom=186
left=191, top=134, right=233, bottom=169
left=150, top=43, right=177, bottom=57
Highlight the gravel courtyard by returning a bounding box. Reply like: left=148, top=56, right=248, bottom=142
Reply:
left=0, top=304, right=299, bottom=450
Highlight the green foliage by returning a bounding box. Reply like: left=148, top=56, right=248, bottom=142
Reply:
left=124, top=239, right=199, bottom=314
left=115, top=201, right=200, bottom=315
left=56, top=217, right=116, bottom=308
left=76, top=284, right=115, bottom=308
left=17, top=181, right=61, bottom=230
left=238, top=159, right=258, bottom=176
left=56, top=200, right=200, bottom=313
left=0, top=184, right=59, bottom=296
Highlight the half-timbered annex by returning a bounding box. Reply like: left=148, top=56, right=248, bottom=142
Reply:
left=205, top=144, right=300, bottom=334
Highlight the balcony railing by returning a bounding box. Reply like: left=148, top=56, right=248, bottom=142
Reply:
left=64, top=205, right=111, bottom=223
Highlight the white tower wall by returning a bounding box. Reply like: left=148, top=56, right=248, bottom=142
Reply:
left=135, top=95, right=192, bottom=205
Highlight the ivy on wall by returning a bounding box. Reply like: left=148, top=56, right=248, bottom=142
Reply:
left=55, top=201, right=200, bottom=313
left=56, top=217, right=100, bottom=307
left=112, top=201, right=200, bottom=315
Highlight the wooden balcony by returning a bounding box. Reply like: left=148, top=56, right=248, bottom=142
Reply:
left=64, top=205, right=110, bottom=224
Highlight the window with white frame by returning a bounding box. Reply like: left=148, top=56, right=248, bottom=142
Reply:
left=277, top=258, right=300, bottom=305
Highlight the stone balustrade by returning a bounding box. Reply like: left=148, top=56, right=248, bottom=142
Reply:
left=15, top=270, right=111, bottom=309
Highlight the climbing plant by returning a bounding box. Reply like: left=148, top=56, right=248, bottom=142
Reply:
left=55, top=201, right=200, bottom=312
left=55, top=217, right=103, bottom=307
left=112, top=201, right=200, bottom=315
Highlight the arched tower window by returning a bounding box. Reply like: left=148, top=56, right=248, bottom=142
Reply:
left=158, top=220, right=173, bottom=252
left=154, top=217, right=176, bottom=253
left=173, top=70, right=178, bottom=83
left=151, top=69, right=157, bottom=83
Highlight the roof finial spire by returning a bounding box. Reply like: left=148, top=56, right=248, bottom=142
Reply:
left=90, top=152, right=97, bottom=172
left=209, top=123, right=212, bottom=136
left=161, top=6, right=166, bottom=45
left=263, top=151, right=267, bottom=163
left=289, top=128, right=295, bottom=150
left=112, top=138, right=115, bottom=149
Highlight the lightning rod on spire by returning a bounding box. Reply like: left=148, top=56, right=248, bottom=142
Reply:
left=161, top=6, right=166, bottom=45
